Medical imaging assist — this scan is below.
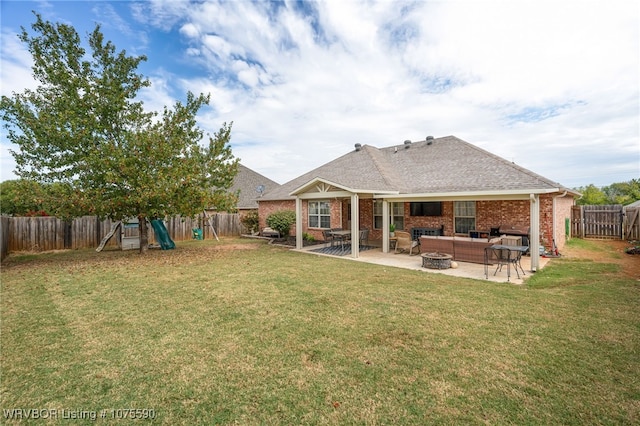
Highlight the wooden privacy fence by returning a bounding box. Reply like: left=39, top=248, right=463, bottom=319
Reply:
left=1, top=213, right=242, bottom=254
left=164, top=213, right=242, bottom=241
left=571, top=205, right=640, bottom=240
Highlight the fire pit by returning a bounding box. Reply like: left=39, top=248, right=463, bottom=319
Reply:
left=421, top=252, right=453, bottom=269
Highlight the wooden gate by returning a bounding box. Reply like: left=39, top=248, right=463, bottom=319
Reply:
left=571, top=205, right=624, bottom=239
left=623, top=206, right=640, bottom=240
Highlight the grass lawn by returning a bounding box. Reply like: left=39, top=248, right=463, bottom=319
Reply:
left=1, top=238, right=638, bottom=424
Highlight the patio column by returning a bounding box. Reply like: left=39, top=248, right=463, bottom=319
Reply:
left=530, top=194, right=540, bottom=271
left=350, top=193, right=360, bottom=258
left=382, top=200, right=390, bottom=253
left=295, top=196, right=303, bottom=250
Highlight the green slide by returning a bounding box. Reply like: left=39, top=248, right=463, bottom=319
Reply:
left=150, top=219, right=176, bottom=250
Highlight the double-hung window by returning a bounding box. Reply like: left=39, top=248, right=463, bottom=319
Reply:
left=308, top=200, right=331, bottom=228
left=454, top=201, right=476, bottom=234
left=373, top=201, right=404, bottom=230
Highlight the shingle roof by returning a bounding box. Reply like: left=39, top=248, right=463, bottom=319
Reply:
left=260, top=136, right=571, bottom=201
left=230, top=164, right=281, bottom=209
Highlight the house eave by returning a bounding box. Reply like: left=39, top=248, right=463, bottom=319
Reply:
left=377, top=188, right=563, bottom=201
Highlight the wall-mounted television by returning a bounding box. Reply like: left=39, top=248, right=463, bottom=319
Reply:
left=410, top=202, right=442, bottom=216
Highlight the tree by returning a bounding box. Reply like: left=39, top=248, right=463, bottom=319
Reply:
left=1, top=14, right=238, bottom=252
left=604, top=179, right=640, bottom=206
left=575, top=180, right=640, bottom=206
left=0, top=179, right=48, bottom=216
left=575, top=184, right=608, bottom=205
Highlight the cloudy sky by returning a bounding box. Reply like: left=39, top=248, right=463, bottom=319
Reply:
left=1, top=0, right=638, bottom=189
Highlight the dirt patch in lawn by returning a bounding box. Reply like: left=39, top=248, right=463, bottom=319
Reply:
left=560, top=239, right=640, bottom=280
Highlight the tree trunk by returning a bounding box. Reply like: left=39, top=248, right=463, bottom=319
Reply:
left=138, top=215, right=149, bottom=254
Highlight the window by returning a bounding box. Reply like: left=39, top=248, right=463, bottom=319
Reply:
left=374, top=201, right=404, bottom=230
left=410, top=202, right=442, bottom=216
left=308, top=200, right=331, bottom=228
left=454, top=201, right=476, bottom=234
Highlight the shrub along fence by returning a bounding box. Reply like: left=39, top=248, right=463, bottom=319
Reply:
left=1, top=213, right=242, bottom=257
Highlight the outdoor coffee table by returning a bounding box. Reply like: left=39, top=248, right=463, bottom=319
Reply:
left=421, top=252, right=453, bottom=269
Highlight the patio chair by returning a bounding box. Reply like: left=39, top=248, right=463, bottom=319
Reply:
left=322, top=229, right=335, bottom=246
left=394, top=230, right=419, bottom=255
left=358, top=228, right=369, bottom=247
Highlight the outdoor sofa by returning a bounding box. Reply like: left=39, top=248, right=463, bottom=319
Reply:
left=419, top=235, right=503, bottom=264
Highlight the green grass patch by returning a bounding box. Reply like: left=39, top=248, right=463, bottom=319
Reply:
left=1, top=238, right=638, bottom=424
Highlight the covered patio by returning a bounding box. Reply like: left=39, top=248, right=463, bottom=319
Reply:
left=294, top=241, right=550, bottom=284
left=259, top=136, right=577, bottom=278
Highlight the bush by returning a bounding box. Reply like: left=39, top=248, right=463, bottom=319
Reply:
left=266, top=210, right=296, bottom=238
left=240, top=210, right=259, bottom=233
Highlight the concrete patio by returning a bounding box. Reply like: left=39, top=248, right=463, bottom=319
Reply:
left=295, top=242, right=549, bottom=285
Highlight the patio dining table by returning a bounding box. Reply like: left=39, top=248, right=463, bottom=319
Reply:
left=330, top=230, right=352, bottom=251
left=484, top=245, right=528, bottom=282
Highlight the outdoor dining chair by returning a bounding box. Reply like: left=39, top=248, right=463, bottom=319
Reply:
left=322, top=229, right=335, bottom=246
left=358, top=228, right=369, bottom=247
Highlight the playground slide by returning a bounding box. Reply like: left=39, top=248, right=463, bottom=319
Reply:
left=150, top=220, right=176, bottom=250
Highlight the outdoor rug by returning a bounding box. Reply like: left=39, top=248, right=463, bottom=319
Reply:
left=309, top=244, right=376, bottom=256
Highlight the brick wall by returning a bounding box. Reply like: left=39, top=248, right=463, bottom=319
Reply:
left=550, top=194, right=574, bottom=250
left=404, top=202, right=454, bottom=235
left=258, top=199, right=295, bottom=235
left=476, top=200, right=530, bottom=232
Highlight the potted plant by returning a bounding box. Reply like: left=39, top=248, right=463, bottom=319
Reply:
left=389, top=223, right=396, bottom=237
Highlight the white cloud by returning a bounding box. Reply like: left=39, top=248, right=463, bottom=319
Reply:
left=170, top=0, right=638, bottom=187
left=1, top=27, right=38, bottom=181
left=179, top=22, right=199, bottom=39
left=1, top=0, right=638, bottom=188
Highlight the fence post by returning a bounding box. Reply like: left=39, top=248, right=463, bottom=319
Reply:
left=0, top=217, right=9, bottom=261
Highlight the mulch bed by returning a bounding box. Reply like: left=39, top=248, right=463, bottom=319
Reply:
left=270, top=237, right=324, bottom=247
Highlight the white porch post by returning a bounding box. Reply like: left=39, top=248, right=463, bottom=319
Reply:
left=350, top=193, right=360, bottom=258
left=382, top=200, right=390, bottom=253
left=530, top=194, right=540, bottom=271
left=295, top=197, right=303, bottom=249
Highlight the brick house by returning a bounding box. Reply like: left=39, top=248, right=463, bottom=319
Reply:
left=258, top=136, right=579, bottom=270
